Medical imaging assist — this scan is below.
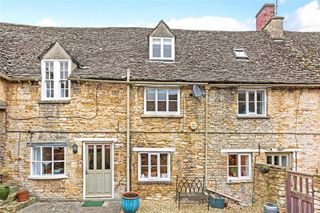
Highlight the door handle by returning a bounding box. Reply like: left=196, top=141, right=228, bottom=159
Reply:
left=86, top=170, right=88, bottom=175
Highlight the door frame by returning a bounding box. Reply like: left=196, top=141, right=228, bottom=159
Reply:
left=76, top=138, right=116, bottom=200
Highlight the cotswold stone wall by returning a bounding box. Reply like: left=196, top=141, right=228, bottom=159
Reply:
left=3, top=81, right=320, bottom=203
left=253, top=164, right=287, bottom=212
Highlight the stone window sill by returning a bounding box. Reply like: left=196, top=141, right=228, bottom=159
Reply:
left=226, top=179, right=253, bottom=184
left=237, top=115, right=270, bottom=119
left=137, top=181, right=173, bottom=185
left=141, top=114, right=183, bottom=118
left=28, top=175, right=68, bottom=180
left=38, top=100, right=71, bottom=104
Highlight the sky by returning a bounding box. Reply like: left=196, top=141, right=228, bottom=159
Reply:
left=0, top=0, right=320, bottom=31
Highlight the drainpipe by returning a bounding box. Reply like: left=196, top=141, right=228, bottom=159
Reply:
left=126, top=69, right=131, bottom=192
left=205, top=86, right=209, bottom=187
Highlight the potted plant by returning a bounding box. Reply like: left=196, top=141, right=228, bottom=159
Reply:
left=259, top=165, right=270, bottom=174
left=121, top=192, right=141, bottom=213
left=16, top=189, right=29, bottom=202
left=229, top=167, right=238, bottom=177
left=0, top=184, right=10, bottom=200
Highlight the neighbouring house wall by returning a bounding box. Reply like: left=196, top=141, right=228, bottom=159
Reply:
left=315, top=175, right=320, bottom=212
left=253, top=164, right=287, bottom=212
left=3, top=81, right=320, bottom=203
left=253, top=165, right=320, bottom=212
left=0, top=78, right=7, bottom=169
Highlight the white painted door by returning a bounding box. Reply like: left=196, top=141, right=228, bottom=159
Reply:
left=85, top=144, right=112, bottom=197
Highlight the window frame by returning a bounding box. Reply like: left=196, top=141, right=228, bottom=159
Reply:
left=227, top=153, right=252, bottom=182
left=144, top=88, right=180, bottom=116
left=29, top=146, right=67, bottom=179
left=233, top=48, right=249, bottom=59
left=41, top=59, right=71, bottom=101
left=149, top=37, right=175, bottom=61
left=138, top=152, right=171, bottom=182
left=237, top=89, right=267, bottom=116
left=266, top=153, right=291, bottom=168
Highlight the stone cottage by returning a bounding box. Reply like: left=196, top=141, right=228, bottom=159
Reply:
left=0, top=3, right=320, bottom=204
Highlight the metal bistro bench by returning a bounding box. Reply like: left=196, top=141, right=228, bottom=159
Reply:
left=175, top=175, right=205, bottom=209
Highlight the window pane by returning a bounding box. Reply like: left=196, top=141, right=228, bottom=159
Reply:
left=241, top=166, right=249, bottom=177
left=241, top=155, right=249, bottom=166
left=152, top=39, right=161, bottom=58
left=146, top=101, right=156, bottom=111
left=248, top=91, right=255, bottom=113
left=42, top=162, right=52, bottom=175
left=257, top=102, right=262, bottom=114
left=151, top=166, right=158, bottom=177
left=160, top=154, right=167, bottom=165
left=257, top=91, right=265, bottom=102
left=249, top=92, right=255, bottom=102
left=146, top=89, right=156, bottom=100
left=54, top=147, right=64, bottom=161
left=168, top=90, right=178, bottom=100
left=60, top=62, right=68, bottom=80
left=228, top=155, right=237, bottom=166
left=274, top=156, right=279, bottom=165
left=46, top=81, right=54, bottom=98
left=96, top=145, right=102, bottom=170
left=281, top=156, right=287, bottom=167
left=163, top=39, right=172, bottom=58
left=228, top=167, right=238, bottom=177
left=141, top=166, right=148, bottom=178
left=158, top=101, right=167, bottom=111
left=160, top=154, right=168, bottom=178
left=169, top=101, right=177, bottom=112
left=141, top=154, right=148, bottom=165
left=45, top=62, right=54, bottom=79
left=157, top=89, right=167, bottom=100
left=150, top=155, right=158, bottom=177
left=249, top=102, right=255, bottom=113
left=32, top=162, right=41, bottom=176
left=105, top=145, right=110, bottom=170
left=160, top=166, right=168, bottom=178
left=33, top=147, right=41, bottom=161
left=42, top=147, right=52, bottom=161
left=267, top=156, right=272, bottom=164
left=151, top=155, right=157, bottom=165
left=60, top=81, right=69, bottom=98
left=54, top=162, right=64, bottom=175
left=238, top=102, right=246, bottom=114
left=88, top=145, right=94, bottom=170
left=238, top=91, right=245, bottom=102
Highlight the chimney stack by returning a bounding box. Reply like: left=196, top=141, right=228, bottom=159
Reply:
left=256, top=3, right=284, bottom=39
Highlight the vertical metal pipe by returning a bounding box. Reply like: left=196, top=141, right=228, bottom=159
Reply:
left=205, top=86, right=209, bottom=187
left=126, top=69, right=131, bottom=191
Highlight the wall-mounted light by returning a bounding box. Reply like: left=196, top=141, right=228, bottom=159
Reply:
left=72, top=143, right=78, bottom=154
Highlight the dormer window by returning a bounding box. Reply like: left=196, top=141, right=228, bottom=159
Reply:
left=233, top=48, right=249, bottom=60
left=41, top=60, right=71, bottom=101
left=149, top=37, right=175, bottom=61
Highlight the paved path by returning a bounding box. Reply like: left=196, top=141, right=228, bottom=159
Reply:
left=18, top=201, right=121, bottom=213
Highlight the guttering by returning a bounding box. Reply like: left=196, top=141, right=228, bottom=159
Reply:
left=69, top=77, right=208, bottom=86
left=126, top=69, right=131, bottom=192
left=68, top=77, right=320, bottom=88
left=0, top=73, right=11, bottom=81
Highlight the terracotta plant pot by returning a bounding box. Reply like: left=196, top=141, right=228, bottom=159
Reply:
left=0, top=185, right=10, bottom=200
left=16, top=190, right=29, bottom=202
left=224, top=199, right=228, bottom=208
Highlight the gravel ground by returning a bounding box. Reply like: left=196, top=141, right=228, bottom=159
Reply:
left=137, top=200, right=261, bottom=213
